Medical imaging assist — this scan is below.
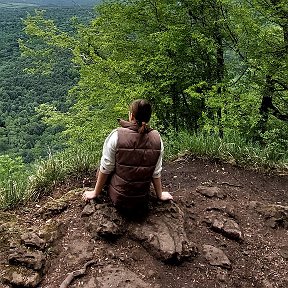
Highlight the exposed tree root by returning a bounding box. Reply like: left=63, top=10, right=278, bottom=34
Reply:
left=59, top=260, right=96, bottom=288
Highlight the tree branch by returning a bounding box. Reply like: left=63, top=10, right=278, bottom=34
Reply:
left=228, top=66, right=249, bottom=87
left=272, top=79, right=288, bottom=91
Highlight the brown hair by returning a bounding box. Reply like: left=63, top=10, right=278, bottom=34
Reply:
left=130, top=99, right=152, bottom=133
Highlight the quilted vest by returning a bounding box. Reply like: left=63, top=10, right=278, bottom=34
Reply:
left=108, top=119, right=161, bottom=210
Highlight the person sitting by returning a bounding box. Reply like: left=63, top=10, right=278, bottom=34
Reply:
left=82, top=99, right=173, bottom=213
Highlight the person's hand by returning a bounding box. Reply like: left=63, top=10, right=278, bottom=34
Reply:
left=160, top=191, right=173, bottom=201
left=82, top=190, right=97, bottom=201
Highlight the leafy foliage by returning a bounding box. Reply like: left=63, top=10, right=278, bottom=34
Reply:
left=0, top=0, right=288, bottom=209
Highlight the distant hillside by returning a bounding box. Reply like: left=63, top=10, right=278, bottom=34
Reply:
left=0, top=0, right=101, bottom=7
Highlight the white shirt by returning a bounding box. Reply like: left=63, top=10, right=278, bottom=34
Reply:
left=100, top=129, right=163, bottom=178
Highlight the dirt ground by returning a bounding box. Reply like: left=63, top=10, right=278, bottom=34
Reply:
left=1, top=155, right=288, bottom=288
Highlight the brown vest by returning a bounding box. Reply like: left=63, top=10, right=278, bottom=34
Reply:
left=108, top=120, right=161, bottom=210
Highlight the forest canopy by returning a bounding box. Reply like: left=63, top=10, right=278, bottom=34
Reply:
left=0, top=4, right=97, bottom=162
left=20, top=0, right=288, bottom=153
left=0, top=0, right=100, bottom=7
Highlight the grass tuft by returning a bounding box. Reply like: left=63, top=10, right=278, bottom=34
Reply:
left=1, top=130, right=287, bottom=209
left=163, top=130, right=288, bottom=170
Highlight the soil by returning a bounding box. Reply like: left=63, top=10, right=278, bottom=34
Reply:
left=0, top=155, right=288, bottom=288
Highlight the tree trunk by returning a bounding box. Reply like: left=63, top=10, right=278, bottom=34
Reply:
left=214, top=25, right=225, bottom=138
left=258, top=75, right=274, bottom=134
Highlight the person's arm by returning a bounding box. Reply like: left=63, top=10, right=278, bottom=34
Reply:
left=152, top=176, right=173, bottom=201
left=82, top=129, right=117, bottom=201
left=82, top=171, right=109, bottom=201
left=152, top=136, right=173, bottom=201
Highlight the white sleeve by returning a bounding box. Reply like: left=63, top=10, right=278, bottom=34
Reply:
left=99, top=129, right=118, bottom=174
left=153, top=137, right=164, bottom=178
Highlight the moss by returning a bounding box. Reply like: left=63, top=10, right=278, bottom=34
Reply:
left=2, top=265, right=41, bottom=287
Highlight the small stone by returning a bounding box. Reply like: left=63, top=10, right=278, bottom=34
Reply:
left=21, top=232, right=46, bottom=250
left=216, top=270, right=228, bottom=282
left=130, top=251, right=141, bottom=261
left=0, top=223, right=6, bottom=232
left=279, top=246, right=288, bottom=259
left=248, top=201, right=261, bottom=209
left=196, top=186, right=226, bottom=199
left=203, top=245, right=231, bottom=269
left=262, top=279, right=274, bottom=288
left=107, top=250, right=116, bottom=259
left=242, top=250, right=249, bottom=256
left=206, top=204, right=237, bottom=219
left=147, top=269, right=156, bottom=278
left=81, top=203, right=96, bottom=217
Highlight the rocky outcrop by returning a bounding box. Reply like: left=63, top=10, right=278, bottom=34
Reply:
left=2, top=266, right=42, bottom=287
left=128, top=203, right=198, bottom=263
left=84, top=201, right=198, bottom=264
left=1, top=155, right=288, bottom=288
left=86, top=203, right=126, bottom=239
left=2, top=231, right=47, bottom=288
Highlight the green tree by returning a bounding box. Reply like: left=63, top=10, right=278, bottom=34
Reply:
left=221, top=0, right=288, bottom=144
left=20, top=0, right=288, bottom=155
left=21, top=1, right=231, bottom=138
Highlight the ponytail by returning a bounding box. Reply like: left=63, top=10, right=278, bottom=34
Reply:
left=130, top=99, right=152, bottom=134
left=138, top=121, right=149, bottom=134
